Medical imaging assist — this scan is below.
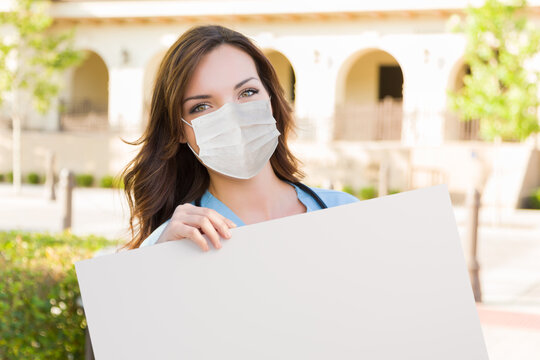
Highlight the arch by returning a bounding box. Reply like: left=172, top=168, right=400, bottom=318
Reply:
left=334, top=48, right=404, bottom=141
left=263, top=49, right=296, bottom=105
left=445, top=57, right=481, bottom=141
left=61, top=50, right=109, bottom=131
left=142, top=49, right=168, bottom=128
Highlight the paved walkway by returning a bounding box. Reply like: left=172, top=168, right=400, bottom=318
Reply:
left=0, top=183, right=131, bottom=240
left=2, top=183, right=540, bottom=359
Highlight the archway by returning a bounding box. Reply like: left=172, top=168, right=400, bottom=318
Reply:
left=445, top=60, right=481, bottom=141
left=264, top=50, right=296, bottom=105
left=335, top=49, right=403, bottom=141
left=61, top=50, right=109, bottom=131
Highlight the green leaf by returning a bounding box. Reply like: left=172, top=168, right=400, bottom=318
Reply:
left=447, top=0, right=540, bottom=142
left=0, top=230, right=117, bottom=359
left=0, top=0, right=85, bottom=117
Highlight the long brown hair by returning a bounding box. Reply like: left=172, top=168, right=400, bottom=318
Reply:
left=119, top=24, right=304, bottom=250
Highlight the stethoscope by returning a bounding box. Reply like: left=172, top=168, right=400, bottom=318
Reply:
left=194, top=181, right=328, bottom=210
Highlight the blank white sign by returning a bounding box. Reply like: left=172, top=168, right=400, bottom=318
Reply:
left=75, top=184, right=489, bottom=359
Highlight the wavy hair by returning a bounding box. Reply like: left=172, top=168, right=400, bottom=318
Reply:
left=119, top=25, right=304, bottom=250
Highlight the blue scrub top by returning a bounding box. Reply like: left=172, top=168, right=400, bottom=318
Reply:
left=139, top=182, right=359, bottom=248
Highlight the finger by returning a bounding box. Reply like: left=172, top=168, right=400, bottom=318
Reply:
left=186, top=202, right=236, bottom=229
left=176, top=223, right=209, bottom=251
left=183, top=215, right=222, bottom=249
left=190, top=207, right=234, bottom=239
left=225, top=218, right=237, bottom=228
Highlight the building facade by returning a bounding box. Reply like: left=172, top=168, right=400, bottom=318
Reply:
left=1, top=0, right=540, bottom=208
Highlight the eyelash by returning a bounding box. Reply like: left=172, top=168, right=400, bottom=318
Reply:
left=189, top=88, right=260, bottom=114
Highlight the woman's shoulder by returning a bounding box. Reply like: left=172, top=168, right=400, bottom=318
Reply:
left=301, top=184, right=360, bottom=207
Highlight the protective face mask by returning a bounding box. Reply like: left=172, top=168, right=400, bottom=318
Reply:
left=181, top=97, right=281, bottom=179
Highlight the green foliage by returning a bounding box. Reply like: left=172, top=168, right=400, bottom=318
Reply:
left=341, top=185, right=356, bottom=196
left=75, top=174, right=94, bottom=187
left=525, top=187, right=540, bottom=209
left=0, top=173, right=4, bottom=182
left=0, top=0, right=86, bottom=114
left=7, top=171, right=13, bottom=183
left=26, top=172, right=41, bottom=184
left=0, top=230, right=117, bottom=359
left=359, top=186, right=378, bottom=200
left=100, top=175, right=124, bottom=189
left=100, top=175, right=114, bottom=188
left=447, top=0, right=540, bottom=142
left=341, top=184, right=394, bottom=199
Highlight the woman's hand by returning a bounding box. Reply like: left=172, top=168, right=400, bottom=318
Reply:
left=155, top=203, right=236, bottom=251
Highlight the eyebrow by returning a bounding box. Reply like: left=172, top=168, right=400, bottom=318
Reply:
left=182, top=77, right=259, bottom=104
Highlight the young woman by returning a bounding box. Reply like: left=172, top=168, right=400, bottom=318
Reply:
left=120, top=25, right=358, bottom=251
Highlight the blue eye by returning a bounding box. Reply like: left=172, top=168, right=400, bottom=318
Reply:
left=240, top=88, right=259, bottom=97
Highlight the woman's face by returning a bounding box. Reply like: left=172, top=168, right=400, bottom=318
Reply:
left=180, top=44, right=271, bottom=154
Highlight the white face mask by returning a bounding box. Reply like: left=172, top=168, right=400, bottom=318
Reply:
left=181, top=97, right=281, bottom=179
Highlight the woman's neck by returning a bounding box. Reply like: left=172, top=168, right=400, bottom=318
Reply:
left=207, top=163, right=305, bottom=224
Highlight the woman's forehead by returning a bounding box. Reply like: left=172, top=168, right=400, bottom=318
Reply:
left=185, top=44, right=260, bottom=95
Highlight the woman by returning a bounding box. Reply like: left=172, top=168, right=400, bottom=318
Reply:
left=120, top=25, right=358, bottom=251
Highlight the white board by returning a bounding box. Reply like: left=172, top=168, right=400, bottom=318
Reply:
left=75, top=184, right=489, bottom=359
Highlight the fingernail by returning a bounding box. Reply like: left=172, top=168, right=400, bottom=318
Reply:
left=217, top=242, right=222, bottom=249
left=226, top=230, right=231, bottom=238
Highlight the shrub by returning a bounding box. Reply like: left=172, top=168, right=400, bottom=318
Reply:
left=100, top=175, right=124, bottom=189
left=0, top=230, right=117, bottom=359
left=75, top=174, right=94, bottom=187
left=0, top=173, right=4, bottom=182
left=526, top=187, right=540, bottom=209
left=359, top=186, right=378, bottom=200
left=389, top=188, right=401, bottom=195
left=7, top=171, right=13, bottom=183
left=27, top=172, right=41, bottom=184
left=100, top=175, right=114, bottom=188
left=341, top=185, right=356, bottom=196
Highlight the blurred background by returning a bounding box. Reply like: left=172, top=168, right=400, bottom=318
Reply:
left=1, top=0, right=539, bottom=359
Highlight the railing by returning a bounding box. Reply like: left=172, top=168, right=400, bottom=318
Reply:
left=2, top=97, right=490, bottom=139
left=59, top=101, right=108, bottom=132
left=333, top=98, right=403, bottom=141
left=332, top=99, right=485, bottom=142
left=443, top=109, right=481, bottom=141
left=0, top=114, right=11, bottom=130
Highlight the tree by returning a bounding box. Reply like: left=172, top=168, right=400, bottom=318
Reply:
left=0, top=0, right=85, bottom=194
left=448, top=0, right=540, bottom=142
